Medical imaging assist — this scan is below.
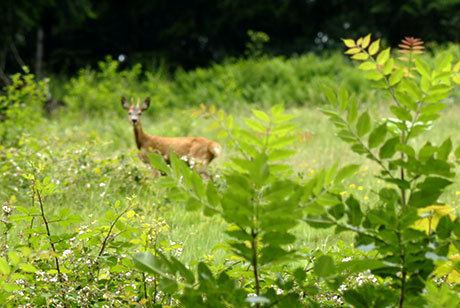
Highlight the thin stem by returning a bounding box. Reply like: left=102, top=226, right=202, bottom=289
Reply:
left=98, top=207, right=131, bottom=257
left=400, top=131, right=407, bottom=206
left=27, top=193, right=36, bottom=247
left=251, top=228, right=260, bottom=307
left=33, top=177, right=69, bottom=308
left=398, top=240, right=406, bottom=308
left=345, top=119, right=396, bottom=180
left=142, top=272, right=149, bottom=303
left=34, top=180, right=61, bottom=275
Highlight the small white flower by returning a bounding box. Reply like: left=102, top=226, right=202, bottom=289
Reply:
left=99, top=182, right=106, bottom=187
left=63, top=249, right=72, bottom=257
left=2, top=205, right=12, bottom=214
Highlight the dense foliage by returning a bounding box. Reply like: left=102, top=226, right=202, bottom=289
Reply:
left=2, top=0, right=460, bottom=77
left=63, top=52, right=375, bottom=115
left=1, top=35, right=460, bottom=307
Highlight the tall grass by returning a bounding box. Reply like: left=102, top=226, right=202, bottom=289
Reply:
left=4, top=102, right=460, bottom=264
left=3, top=46, right=460, bottom=265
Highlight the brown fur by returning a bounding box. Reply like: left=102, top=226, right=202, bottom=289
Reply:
left=122, top=97, right=221, bottom=176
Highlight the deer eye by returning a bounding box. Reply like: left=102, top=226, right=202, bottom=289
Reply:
left=128, top=112, right=132, bottom=115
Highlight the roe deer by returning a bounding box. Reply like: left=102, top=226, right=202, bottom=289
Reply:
left=122, top=97, right=222, bottom=176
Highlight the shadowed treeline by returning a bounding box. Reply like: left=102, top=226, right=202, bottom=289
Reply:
left=1, top=0, right=460, bottom=80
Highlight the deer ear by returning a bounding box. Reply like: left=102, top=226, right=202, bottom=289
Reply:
left=121, top=97, right=130, bottom=110
left=141, top=97, right=150, bottom=111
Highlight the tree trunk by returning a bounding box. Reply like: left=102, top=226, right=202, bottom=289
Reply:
left=36, top=26, right=44, bottom=80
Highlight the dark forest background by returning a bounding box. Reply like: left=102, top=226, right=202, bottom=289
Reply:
left=1, top=0, right=460, bottom=83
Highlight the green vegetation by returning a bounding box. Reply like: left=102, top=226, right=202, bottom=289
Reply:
left=2, top=38, right=460, bottom=307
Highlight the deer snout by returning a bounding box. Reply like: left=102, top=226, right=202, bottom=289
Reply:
left=131, top=118, right=138, bottom=125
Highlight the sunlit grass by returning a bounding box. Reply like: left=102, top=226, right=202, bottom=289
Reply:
left=8, top=103, right=460, bottom=265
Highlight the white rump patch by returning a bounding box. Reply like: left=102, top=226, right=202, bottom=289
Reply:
left=213, top=146, right=221, bottom=156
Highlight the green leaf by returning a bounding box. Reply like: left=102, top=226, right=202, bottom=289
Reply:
left=0, top=257, right=11, bottom=275
left=389, top=68, right=404, bottom=86
left=337, top=129, right=357, bottom=143
left=271, top=104, right=284, bottom=117
left=346, top=195, right=363, bottom=226
left=249, top=154, right=269, bottom=187
left=421, top=75, right=431, bottom=93
left=321, top=85, right=337, bottom=106
left=382, top=58, right=394, bottom=75
left=365, top=71, right=383, bottom=81
left=335, top=164, right=360, bottom=182
left=226, top=114, right=234, bottom=129
left=268, top=135, right=297, bottom=149
left=416, top=177, right=452, bottom=192
left=368, top=39, right=380, bottom=55
left=347, top=97, right=358, bottom=123
left=361, top=34, right=371, bottom=49
left=159, top=277, right=178, bottom=293
left=132, top=252, right=165, bottom=276
left=191, top=172, right=206, bottom=199
left=409, top=190, right=442, bottom=208
left=389, top=105, right=412, bottom=121
left=206, top=181, right=220, bottom=208
left=351, top=53, right=369, bottom=61
left=170, top=256, right=195, bottom=284
left=356, top=112, right=371, bottom=137
left=341, top=259, right=389, bottom=274
left=376, top=47, right=390, bottom=65
left=455, top=145, right=460, bottom=159
left=314, top=255, right=336, bottom=277
left=379, top=137, right=399, bottom=159
left=217, top=109, right=225, bottom=121
left=358, top=61, right=376, bottom=71
left=368, top=123, right=387, bottom=149
left=252, top=109, right=270, bottom=122
left=394, top=91, right=418, bottom=111
left=263, top=231, right=296, bottom=245
left=435, top=52, right=453, bottom=72
left=245, top=118, right=266, bottom=134
left=8, top=251, right=21, bottom=266
left=157, top=176, right=178, bottom=188
left=351, top=143, right=367, bottom=154
left=338, top=85, right=349, bottom=112
left=342, top=39, right=356, bottom=48
left=268, top=149, right=296, bottom=161
left=18, top=263, right=37, bottom=273
left=415, top=58, right=431, bottom=79
left=420, top=103, right=448, bottom=115
left=186, top=197, right=202, bottom=211
left=425, top=90, right=451, bottom=103
left=399, top=79, right=423, bottom=101
left=437, top=138, right=452, bottom=160
left=419, top=142, right=436, bottom=161
left=115, top=220, right=126, bottom=231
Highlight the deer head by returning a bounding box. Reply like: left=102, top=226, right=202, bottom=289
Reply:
left=121, top=97, right=150, bottom=126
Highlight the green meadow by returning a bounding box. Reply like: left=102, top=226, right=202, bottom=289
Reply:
left=2, top=43, right=460, bottom=306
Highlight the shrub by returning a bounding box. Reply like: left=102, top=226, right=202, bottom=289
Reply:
left=0, top=68, right=48, bottom=145
left=64, top=56, right=173, bottom=116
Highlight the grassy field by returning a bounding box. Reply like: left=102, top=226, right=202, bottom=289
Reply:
left=5, top=101, right=460, bottom=265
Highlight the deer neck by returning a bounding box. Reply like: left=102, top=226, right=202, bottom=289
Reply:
left=133, top=121, right=147, bottom=150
